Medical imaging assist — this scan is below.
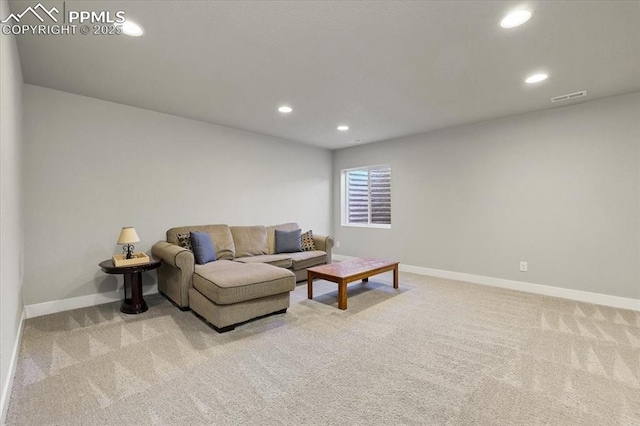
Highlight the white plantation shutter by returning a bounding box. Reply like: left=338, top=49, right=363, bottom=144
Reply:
left=345, top=166, right=391, bottom=225
left=347, top=170, right=369, bottom=223
left=370, top=167, right=391, bottom=224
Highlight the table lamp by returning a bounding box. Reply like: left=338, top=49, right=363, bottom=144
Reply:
left=117, top=226, right=140, bottom=259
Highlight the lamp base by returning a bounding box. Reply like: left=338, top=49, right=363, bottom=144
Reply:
left=123, top=243, right=135, bottom=259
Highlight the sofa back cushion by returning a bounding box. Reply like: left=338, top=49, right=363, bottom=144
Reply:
left=266, top=223, right=300, bottom=254
left=230, top=226, right=268, bottom=258
left=167, top=224, right=235, bottom=260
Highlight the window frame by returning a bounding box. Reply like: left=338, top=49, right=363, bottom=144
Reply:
left=340, top=164, right=392, bottom=229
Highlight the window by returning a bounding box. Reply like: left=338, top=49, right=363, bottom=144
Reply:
left=341, top=165, right=391, bottom=227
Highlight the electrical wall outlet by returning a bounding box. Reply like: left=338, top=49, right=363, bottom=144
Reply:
left=520, top=261, right=528, bottom=272
left=335, top=241, right=341, bottom=248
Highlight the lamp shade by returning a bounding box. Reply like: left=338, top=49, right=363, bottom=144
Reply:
left=117, top=227, right=140, bottom=244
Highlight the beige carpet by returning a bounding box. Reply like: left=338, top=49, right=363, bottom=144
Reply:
left=6, top=272, right=640, bottom=425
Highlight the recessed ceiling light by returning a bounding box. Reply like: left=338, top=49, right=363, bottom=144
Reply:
left=121, top=20, right=144, bottom=36
left=278, top=106, right=293, bottom=113
left=525, top=73, right=548, bottom=84
left=337, top=125, right=349, bottom=131
left=500, top=10, right=532, bottom=28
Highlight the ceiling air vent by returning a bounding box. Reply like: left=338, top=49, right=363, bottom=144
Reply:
left=551, top=91, right=587, bottom=103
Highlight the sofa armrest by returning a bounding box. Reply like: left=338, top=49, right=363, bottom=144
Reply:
left=151, top=241, right=194, bottom=308
left=313, top=234, right=334, bottom=264
left=152, top=241, right=191, bottom=267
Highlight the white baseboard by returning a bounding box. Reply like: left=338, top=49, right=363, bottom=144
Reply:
left=1, top=308, right=26, bottom=425
left=332, top=254, right=640, bottom=311
left=25, top=285, right=158, bottom=319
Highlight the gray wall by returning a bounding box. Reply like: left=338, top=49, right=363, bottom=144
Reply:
left=0, top=0, right=24, bottom=414
left=23, top=85, right=332, bottom=305
left=333, top=92, right=640, bottom=300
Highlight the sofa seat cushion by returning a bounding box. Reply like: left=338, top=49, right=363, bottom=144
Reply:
left=234, top=254, right=292, bottom=269
left=288, top=250, right=327, bottom=271
left=193, top=260, right=295, bottom=305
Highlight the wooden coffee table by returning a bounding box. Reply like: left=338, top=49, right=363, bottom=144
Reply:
left=307, top=258, right=399, bottom=310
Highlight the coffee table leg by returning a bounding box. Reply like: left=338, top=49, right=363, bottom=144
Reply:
left=362, top=277, right=368, bottom=282
left=307, top=273, right=313, bottom=299
left=338, top=279, right=347, bottom=310
left=393, top=265, right=399, bottom=289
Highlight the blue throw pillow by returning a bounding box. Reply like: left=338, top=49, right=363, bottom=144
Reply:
left=275, top=229, right=302, bottom=253
left=190, top=231, right=217, bottom=264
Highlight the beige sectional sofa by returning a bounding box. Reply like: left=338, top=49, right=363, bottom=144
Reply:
left=151, top=222, right=333, bottom=332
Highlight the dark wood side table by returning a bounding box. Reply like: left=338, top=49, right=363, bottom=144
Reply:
left=99, top=258, right=161, bottom=314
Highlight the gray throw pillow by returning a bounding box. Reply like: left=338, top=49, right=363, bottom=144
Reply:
left=190, top=231, right=217, bottom=264
left=275, top=229, right=302, bottom=253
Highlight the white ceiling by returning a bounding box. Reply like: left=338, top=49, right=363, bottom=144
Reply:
left=10, top=0, right=640, bottom=149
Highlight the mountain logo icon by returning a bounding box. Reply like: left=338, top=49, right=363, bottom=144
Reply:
left=1, top=3, right=59, bottom=23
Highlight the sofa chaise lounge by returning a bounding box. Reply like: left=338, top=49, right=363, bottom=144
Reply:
left=151, top=222, right=334, bottom=332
